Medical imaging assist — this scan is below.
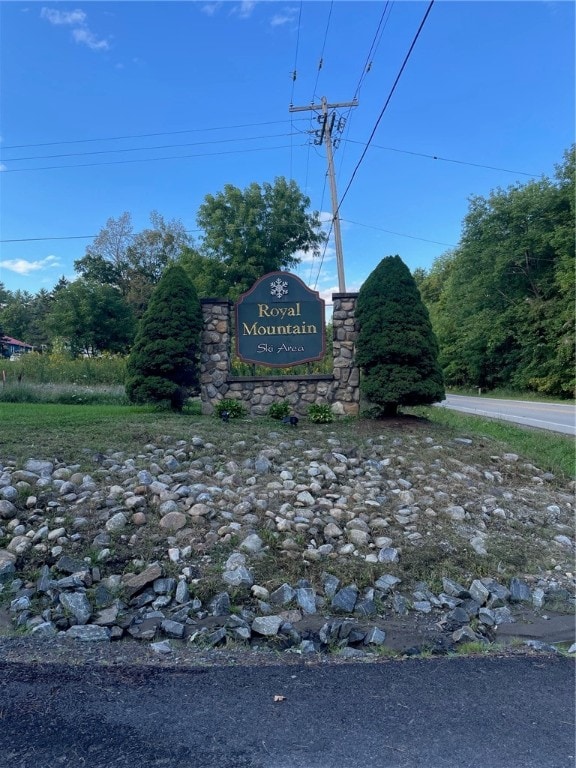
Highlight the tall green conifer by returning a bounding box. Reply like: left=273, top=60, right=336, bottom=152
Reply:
left=356, top=255, right=445, bottom=416
left=126, top=264, right=202, bottom=410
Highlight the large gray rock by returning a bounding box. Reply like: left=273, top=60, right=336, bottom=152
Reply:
left=59, top=592, right=92, bottom=625
left=331, top=585, right=358, bottom=613
left=252, top=615, right=283, bottom=636
left=66, top=625, right=111, bottom=641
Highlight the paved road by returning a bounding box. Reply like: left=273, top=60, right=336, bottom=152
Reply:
left=438, top=395, right=576, bottom=436
left=1, top=655, right=574, bottom=767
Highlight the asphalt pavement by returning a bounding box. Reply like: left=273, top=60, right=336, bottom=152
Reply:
left=1, top=654, right=574, bottom=768
left=438, top=395, right=576, bottom=436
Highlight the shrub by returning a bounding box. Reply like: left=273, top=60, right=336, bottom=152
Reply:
left=308, top=403, right=333, bottom=423
left=268, top=401, right=291, bottom=420
left=214, top=398, right=246, bottom=420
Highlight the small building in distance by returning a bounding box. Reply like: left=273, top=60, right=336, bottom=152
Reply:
left=1, top=335, right=34, bottom=358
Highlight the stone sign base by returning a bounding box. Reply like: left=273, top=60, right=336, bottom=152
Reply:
left=200, top=294, right=359, bottom=418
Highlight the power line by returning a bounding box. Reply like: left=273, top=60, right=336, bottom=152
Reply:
left=311, top=0, right=334, bottom=103
left=352, top=1, right=393, bottom=101
left=289, top=0, right=304, bottom=180
left=346, top=140, right=538, bottom=177
left=0, top=119, right=308, bottom=151
left=337, top=0, right=435, bottom=214
left=341, top=219, right=456, bottom=247
left=5, top=132, right=298, bottom=163
left=1, top=142, right=302, bottom=174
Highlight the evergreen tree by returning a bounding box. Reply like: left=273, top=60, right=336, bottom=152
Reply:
left=356, top=255, right=445, bottom=416
left=126, top=264, right=202, bottom=410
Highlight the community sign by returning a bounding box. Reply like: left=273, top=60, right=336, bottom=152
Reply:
left=235, top=271, right=326, bottom=367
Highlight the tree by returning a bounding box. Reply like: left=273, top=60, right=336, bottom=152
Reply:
left=46, top=281, right=135, bottom=356
left=74, top=211, right=190, bottom=316
left=356, top=255, right=445, bottom=417
left=195, top=177, right=326, bottom=298
left=126, top=264, right=202, bottom=411
left=423, top=145, right=575, bottom=396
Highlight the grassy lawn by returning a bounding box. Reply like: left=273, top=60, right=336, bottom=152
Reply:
left=1, top=400, right=573, bottom=479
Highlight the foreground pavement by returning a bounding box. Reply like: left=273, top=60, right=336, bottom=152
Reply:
left=1, top=653, right=574, bottom=768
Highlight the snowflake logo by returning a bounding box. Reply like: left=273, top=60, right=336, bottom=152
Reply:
left=270, top=278, right=289, bottom=298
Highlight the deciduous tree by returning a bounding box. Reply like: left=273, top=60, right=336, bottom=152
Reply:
left=195, top=177, right=326, bottom=298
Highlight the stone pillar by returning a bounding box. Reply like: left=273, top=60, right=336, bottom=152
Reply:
left=331, top=293, right=360, bottom=416
left=200, top=299, right=232, bottom=415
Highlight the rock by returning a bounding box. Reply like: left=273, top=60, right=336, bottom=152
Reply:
left=151, top=640, right=173, bottom=654
left=123, top=562, right=163, bottom=598
left=105, top=512, right=128, bottom=532
left=296, top=587, right=317, bottom=615
left=0, top=501, right=17, bottom=520
left=252, top=615, right=283, bottom=636
left=469, top=579, right=490, bottom=605
left=59, top=592, right=92, bottom=625
left=160, top=619, right=185, bottom=638
left=452, top=626, right=479, bottom=643
left=375, top=574, right=401, bottom=592
left=175, top=580, right=190, bottom=604
left=442, top=578, right=470, bottom=598
left=377, top=547, right=399, bottom=563
left=509, top=577, right=532, bottom=603
left=66, top=625, right=111, bottom=641
left=24, top=459, right=54, bottom=475
left=223, top=566, right=253, bottom=588
left=209, top=592, right=231, bottom=616
left=270, top=583, right=296, bottom=606
left=239, top=534, right=263, bottom=554
left=446, top=505, right=466, bottom=521
left=159, top=511, right=187, bottom=531
left=363, top=627, right=386, bottom=646
left=30, top=621, right=58, bottom=638
left=331, top=585, right=358, bottom=613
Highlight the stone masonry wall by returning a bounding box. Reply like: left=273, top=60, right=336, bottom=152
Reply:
left=200, top=294, right=359, bottom=417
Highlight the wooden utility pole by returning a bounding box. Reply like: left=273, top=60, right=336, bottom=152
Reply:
left=289, top=97, right=358, bottom=292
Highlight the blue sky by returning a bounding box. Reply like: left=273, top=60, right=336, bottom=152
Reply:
left=0, top=0, right=574, bottom=307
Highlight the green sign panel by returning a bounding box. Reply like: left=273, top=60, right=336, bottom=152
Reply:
left=235, top=272, right=326, bottom=367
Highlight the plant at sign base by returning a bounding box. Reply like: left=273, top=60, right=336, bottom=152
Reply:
left=308, top=403, right=334, bottom=423
left=214, top=399, right=246, bottom=420
left=268, top=402, right=291, bottom=420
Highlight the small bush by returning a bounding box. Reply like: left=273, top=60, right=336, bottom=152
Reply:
left=268, top=401, right=291, bottom=420
left=214, top=398, right=246, bottom=420
left=308, top=403, right=334, bottom=423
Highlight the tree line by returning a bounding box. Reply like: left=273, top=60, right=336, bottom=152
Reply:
left=414, top=145, right=574, bottom=399
left=1, top=147, right=573, bottom=402
left=0, top=177, right=325, bottom=357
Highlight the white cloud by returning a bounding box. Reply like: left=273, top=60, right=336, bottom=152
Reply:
left=270, top=9, right=298, bottom=27
left=72, top=26, right=109, bottom=51
left=0, top=255, right=61, bottom=275
left=231, top=1, right=256, bottom=19
left=41, top=8, right=87, bottom=26
left=40, top=7, right=109, bottom=51
left=201, top=2, right=221, bottom=16
left=0, top=164, right=7, bottom=172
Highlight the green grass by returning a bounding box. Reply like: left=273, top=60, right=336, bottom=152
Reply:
left=0, top=398, right=573, bottom=480
left=407, top=405, right=575, bottom=479
left=0, top=401, right=202, bottom=464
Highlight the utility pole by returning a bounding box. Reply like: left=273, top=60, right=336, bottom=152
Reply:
left=289, top=97, right=358, bottom=292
